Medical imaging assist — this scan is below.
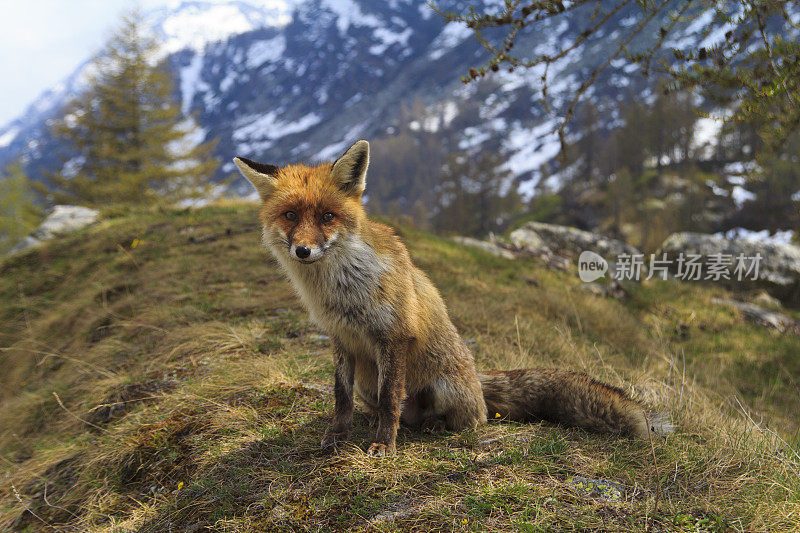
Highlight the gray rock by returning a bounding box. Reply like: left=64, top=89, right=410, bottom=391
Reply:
left=9, top=205, right=99, bottom=254
left=451, top=236, right=516, bottom=259
left=509, top=222, right=641, bottom=263
left=711, top=298, right=796, bottom=333
left=508, top=222, right=640, bottom=276
left=753, top=291, right=783, bottom=310
left=509, top=226, right=548, bottom=253
left=9, top=236, right=42, bottom=253
left=35, top=205, right=99, bottom=239
left=659, top=232, right=800, bottom=304
left=579, top=279, right=627, bottom=299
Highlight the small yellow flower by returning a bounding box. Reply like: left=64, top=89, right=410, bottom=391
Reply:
left=131, top=238, right=140, bottom=248
left=177, top=481, right=184, bottom=490
left=495, top=412, right=501, bottom=419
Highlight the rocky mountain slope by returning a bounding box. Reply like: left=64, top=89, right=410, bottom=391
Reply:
left=0, top=0, right=735, bottom=197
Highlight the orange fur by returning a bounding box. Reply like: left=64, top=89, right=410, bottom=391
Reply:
left=233, top=141, right=672, bottom=455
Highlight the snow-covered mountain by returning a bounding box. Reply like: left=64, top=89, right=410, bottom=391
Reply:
left=146, top=0, right=298, bottom=56
left=0, top=0, right=729, bottom=199
left=0, top=1, right=297, bottom=179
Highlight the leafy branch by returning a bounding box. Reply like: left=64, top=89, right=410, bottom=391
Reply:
left=432, top=0, right=800, bottom=152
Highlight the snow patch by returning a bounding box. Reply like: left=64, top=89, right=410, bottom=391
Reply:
left=692, top=116, right=724, bottom=159
left=180, top=52, right=209, bottom=115
left=370, top=27, right=413, bottom=55
left=716, top=228, right=795, bottom=245
left=174, top=183, right=228, bottom=208
left=152, top=1, right=295, bottom=56
left=503, top=120, right=561, bottom=178
left=731, top=185, right=755, bottom=206
left=61, top=156, right=86, bottom=179
left=700, top=22, right=734, bottom=48
left=683, top=9, right=715, bottom=36
left=233, top=111, right=322, bottom=153
left=458, top=127, right=492, bottom=150
left=171, top=117, right=208, bottom=152
left=428, top=23, right=472, bottom=60
left=219, top=71, right=237, bottom=92
left=409, top=101, right=459, bottom=133
left=724, top=162, right=746, bottom=175
left=247, top=35, right=287, bottom=68
left=321, top=0, right=382, bottom=34
left=480, top=94, right=511, bottom=119
left=0, top=127, right=19, bottom=148
left=314, top=121, right=369, bottom=160
left=316, top=140, right=352, bottom=161
left=418, top=2, right=434, bottom=19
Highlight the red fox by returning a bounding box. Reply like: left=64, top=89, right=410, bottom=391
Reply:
left=234, top=140, right=673, bottom=456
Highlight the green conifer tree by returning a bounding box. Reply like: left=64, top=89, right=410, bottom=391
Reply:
left=0, top=164, right=42, bottom=253
left=49, top=10, right=218, bottom=206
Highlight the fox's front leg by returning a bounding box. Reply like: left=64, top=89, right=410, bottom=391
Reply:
left=321, top=340, right=354, bottom=449
left=367, top=341, right=407, bottom=456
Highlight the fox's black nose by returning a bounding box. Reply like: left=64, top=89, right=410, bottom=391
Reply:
left=295, top=245, right=311, bottom=259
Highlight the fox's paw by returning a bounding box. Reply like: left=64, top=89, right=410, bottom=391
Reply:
left=320, top=430, right=349, bottom=450
left=366, top=442, right=394, bottom=457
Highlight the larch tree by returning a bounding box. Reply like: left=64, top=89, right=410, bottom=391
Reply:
left=49, top=10, right=218, bottom=207
left=0, top=164, right=42, bottom=253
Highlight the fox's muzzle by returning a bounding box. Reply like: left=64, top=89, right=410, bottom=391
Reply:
left=289, top=242, right=325, bottom=263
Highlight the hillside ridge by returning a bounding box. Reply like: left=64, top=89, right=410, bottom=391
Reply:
left=1, top=203, right=798, bottom=530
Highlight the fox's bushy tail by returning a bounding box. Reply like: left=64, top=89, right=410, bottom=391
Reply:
left=478, top=369, right=674, bottom=438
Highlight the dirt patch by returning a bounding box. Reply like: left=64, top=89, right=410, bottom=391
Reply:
left=14, top=454, right=85, bottom=529
left=87, top=378, right=178, bottom=426
left=117, top=409, right=206, bottom=488
left=94, top=282, right=136, bottom=306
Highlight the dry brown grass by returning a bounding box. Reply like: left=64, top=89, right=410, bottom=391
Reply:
left=0, top=203, right=798, bottom=531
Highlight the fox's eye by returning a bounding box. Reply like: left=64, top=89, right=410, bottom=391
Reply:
left=321, top=212, right=335, bottom=223
left=284, top=211, right=297, bottom=221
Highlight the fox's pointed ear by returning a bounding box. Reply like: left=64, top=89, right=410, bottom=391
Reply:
left=233, top=157, right=279, bottom=200
left=330, top=140, right=369, bottom=197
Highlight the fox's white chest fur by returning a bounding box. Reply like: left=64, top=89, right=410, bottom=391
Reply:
left=267, top=231, right=396, bottom=356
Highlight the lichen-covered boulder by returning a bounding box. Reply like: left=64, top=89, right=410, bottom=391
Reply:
left=9, top=205, right=99, bottom=254
left=509, top=222, right=641, bottom=262
left=711, top=297, right=797, bottom=333
left=451, top=236, right=516, bottom=259
left=658, top=232, right=800, bottom=304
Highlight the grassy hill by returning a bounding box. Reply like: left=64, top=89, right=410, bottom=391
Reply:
left=1, top=202, right=798, bottom=532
